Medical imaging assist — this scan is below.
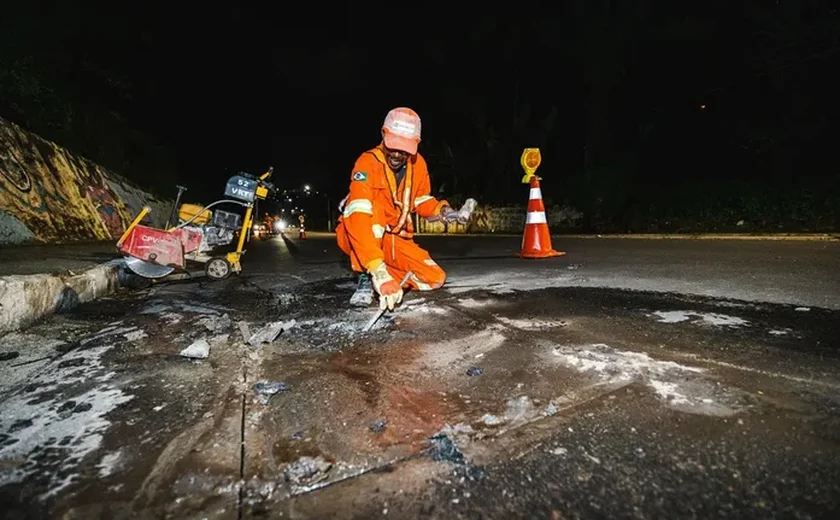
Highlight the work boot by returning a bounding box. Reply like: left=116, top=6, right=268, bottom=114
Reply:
left=349, top=273, right=374, bottom=307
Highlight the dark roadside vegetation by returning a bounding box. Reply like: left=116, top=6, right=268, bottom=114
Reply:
left=1, top=4, right=837, bottom=234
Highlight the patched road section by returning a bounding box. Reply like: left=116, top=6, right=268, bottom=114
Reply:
left=243, top=281, right=840, bottom=518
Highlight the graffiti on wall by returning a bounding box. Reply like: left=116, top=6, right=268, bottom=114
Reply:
left=416, top=203, right=583, bottom=234
left=86, top=184, right=124, bottom=238
left=0, top=152, right=33, bottom=192
left=0, top=116, right=170, bottom=245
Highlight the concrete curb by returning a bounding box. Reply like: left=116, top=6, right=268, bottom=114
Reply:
left=0, top=259, right=125, bottom=334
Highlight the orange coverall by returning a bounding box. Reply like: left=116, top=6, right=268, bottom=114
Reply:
left=336, top=146, right=449, bottom=291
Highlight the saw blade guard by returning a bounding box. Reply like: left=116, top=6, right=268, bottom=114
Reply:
left=124, top=256, right=175, bottom=279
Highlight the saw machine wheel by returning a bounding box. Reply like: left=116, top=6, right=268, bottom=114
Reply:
left=205, top=256, right=233, bottom=280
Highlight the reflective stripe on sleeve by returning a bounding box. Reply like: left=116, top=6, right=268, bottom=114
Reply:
left=342, top=199, right=373, bottom=218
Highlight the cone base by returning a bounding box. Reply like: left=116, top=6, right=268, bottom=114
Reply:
left=520, top=249, right=566, bottom=259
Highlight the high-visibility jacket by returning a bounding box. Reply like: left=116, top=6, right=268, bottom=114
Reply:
left=338, top=145, right=448, bottom=272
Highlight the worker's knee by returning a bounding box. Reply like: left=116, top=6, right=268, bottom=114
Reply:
left=428, top=268, right=446, bottom=290
left=417, top=263, right=446, bottom=291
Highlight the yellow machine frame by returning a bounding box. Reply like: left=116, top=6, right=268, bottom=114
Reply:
left=222, top=167, right=272, bottom=274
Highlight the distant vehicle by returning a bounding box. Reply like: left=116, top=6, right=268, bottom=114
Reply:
left=252, top=223, right=269, bottom=238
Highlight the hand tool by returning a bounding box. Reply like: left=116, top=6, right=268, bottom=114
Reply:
left=361, top=270, right=413, bottom=332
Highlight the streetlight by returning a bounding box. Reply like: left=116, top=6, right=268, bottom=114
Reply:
left=299, top=184, right=332, bottom=232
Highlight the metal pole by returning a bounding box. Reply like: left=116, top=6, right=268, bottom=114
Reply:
left=326, top=197, right=332, bottom=232
left=165, top=185, right=187, bottom=230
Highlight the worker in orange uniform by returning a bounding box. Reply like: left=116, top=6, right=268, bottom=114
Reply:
left=336, top=107, right=475, bottom=310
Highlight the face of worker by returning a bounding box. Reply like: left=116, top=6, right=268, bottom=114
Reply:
left=384, top=147, right=409, bottom=171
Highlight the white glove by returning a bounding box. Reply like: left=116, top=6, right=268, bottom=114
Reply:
left=456, top=198, right=477, bottom=223
left=441, top=198, right=477, bottom=224
left=370, top=263, right=404, bottom=311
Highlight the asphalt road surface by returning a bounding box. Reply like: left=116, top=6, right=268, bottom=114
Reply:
left=1, top=233, right=839, bottom=519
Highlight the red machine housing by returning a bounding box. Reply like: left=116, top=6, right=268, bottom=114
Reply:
left=118, top=225, right=203, bottom=269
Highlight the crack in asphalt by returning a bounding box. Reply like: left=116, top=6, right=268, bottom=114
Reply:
left=237, top=362, right=248, bottom=519
left=672, top=351, right=840, bottom=389
left=285, top=452, right=425, bottom=498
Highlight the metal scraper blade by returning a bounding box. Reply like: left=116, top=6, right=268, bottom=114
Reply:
left=360, top=270, right=414, bottom=333
left=124, top=256, right=175, bottom=279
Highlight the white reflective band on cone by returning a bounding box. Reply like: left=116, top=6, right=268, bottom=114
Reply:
left=529, top=188, right=542, bottom=200
left=526, top=211, right=547, bottom=224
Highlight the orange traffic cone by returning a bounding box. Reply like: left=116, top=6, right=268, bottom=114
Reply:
left=299, top=224, right=306, bottom=240
left=520, top=176, right=565, bottom=259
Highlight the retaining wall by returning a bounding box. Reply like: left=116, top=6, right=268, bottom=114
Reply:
left=0, top=116, right=171, bottom=245
left=415, top=204, right=584, bottom=234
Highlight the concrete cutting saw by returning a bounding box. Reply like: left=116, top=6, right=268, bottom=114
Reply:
left=117, top=167, right=275, bottom=280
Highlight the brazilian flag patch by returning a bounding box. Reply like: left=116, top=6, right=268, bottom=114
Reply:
left=353, top=171, right=367, bottom=181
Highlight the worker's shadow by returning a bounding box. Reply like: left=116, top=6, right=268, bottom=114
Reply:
left=279, top=235, right=349, bottom=270
left=280, top=234, right=301, bottom=254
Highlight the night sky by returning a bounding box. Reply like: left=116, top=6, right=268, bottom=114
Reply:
left=2, top=2, right=838, bottom=231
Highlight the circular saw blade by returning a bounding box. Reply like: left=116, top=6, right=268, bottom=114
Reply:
left=124, top=256, right=175, bottom=279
